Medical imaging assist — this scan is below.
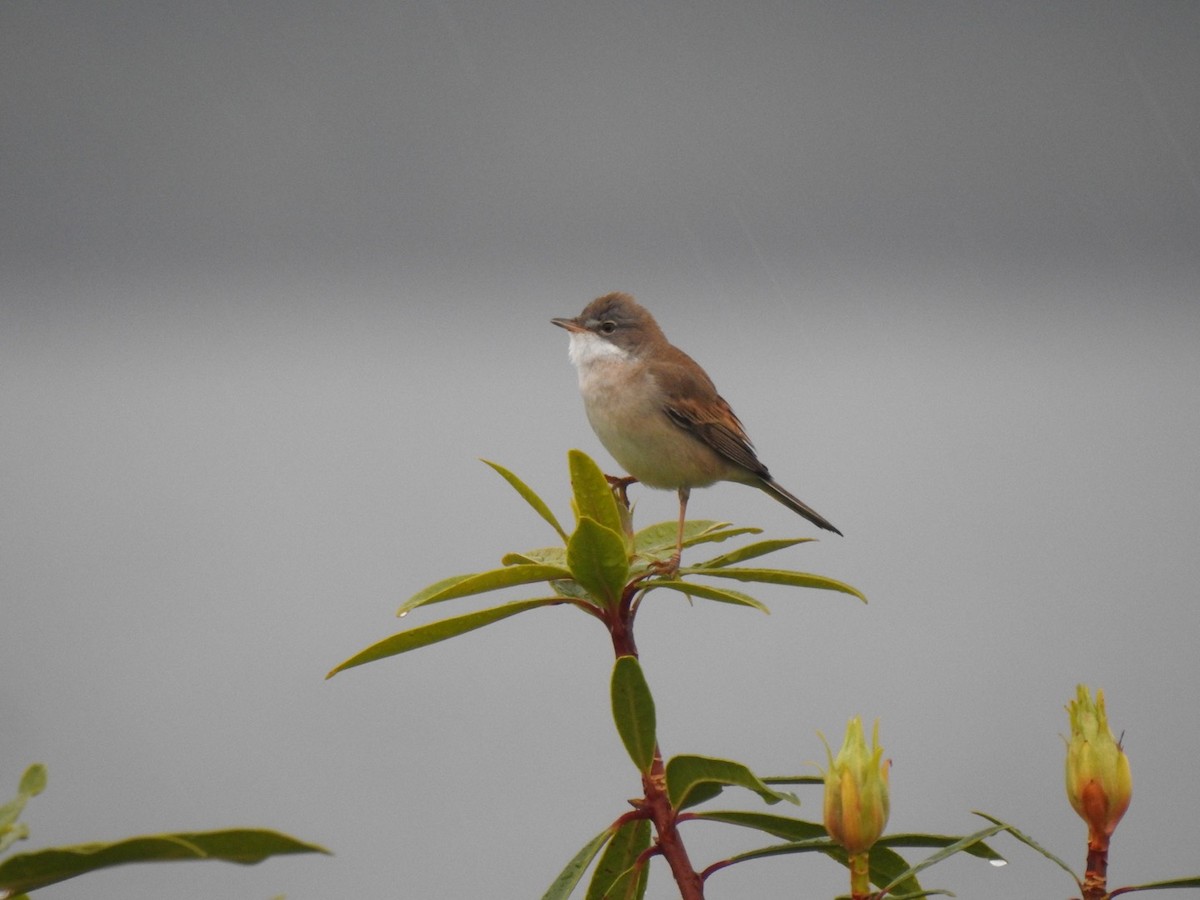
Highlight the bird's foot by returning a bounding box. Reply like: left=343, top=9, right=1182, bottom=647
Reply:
left=605, top=474, right=639, bottom=508
left=647, top=552, right=681, bottom=578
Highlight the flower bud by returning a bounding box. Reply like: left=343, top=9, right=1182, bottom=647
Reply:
left=821, top=717, right=890, bottom=855
left=1065, top=685, right=1132, bottom=841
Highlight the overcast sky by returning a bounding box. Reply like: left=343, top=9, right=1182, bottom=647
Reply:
left=3, top=3, right=1199, bottom=898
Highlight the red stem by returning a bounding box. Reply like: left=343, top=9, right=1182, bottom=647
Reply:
left=639, top=748, right=705, bottom=900
left=605, top=575, right=702, bottom=898
left=1080, top=832, right=1110, bottom=900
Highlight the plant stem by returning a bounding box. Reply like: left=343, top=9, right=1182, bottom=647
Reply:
left=641, top=748, right=705, bottom=900
left=848, top=851, right=871, bottom=900
left=1081, top=834, right=1110, bottom=900
left=609, top=607, right=639, bottom=658
left=607, top=574, right=702, bottom=898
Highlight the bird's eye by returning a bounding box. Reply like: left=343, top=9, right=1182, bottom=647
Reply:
left=600, top=320, right=617, bottom=334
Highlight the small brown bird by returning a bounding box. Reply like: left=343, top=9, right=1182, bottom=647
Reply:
left=552, top=292, right=840, bottom=568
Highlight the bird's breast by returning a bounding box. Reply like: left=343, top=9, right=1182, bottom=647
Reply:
left=572, top=355, right=735, bottom=490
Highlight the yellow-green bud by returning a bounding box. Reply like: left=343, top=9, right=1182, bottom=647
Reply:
left=821, top=717, right=890, bottom=856
left=1065, top=685, right=1132, bottom=841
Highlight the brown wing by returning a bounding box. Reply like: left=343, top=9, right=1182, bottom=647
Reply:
left=657, top=345, right=770, bottom=479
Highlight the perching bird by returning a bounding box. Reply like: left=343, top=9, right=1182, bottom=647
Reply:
left=552, top=292, right=840, bottom=568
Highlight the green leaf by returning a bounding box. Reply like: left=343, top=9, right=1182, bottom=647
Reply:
left=1112, top=876, right=1200, bottom=892
left=674, top=781, right=726, bottom=809
left=0, top=799, right=23, bottom=833
left=878, top=832, right=1006, bottom=864
left=482, top=459, right=569, bottom=543
left=547, top=578, right=597, bottom=603
left=567, top=517, right=630, bottom=608
left=863, top=845, right=927, bottom=898
left=568, top=450, right=625, bottom=538
left=761, top=775, right=824, bottom=788
left=502, top=547, right=568, bottom=567
left=397, top=565, right=572, bottom=615
left=664, top=756, right=798, bottom=811
left=695, top=538, right=813, bottom=568
left=693, top=827, right=924, bottom=898
left=690, top=810, right=825, bottom=842
left=0, top=765, right=48, bottom=854
left=16, top=767, right=45, bottom=800
left=585, top=818, right=650, bottom=900
left=541, top=827, right=614, bottom=900
left=0, top=824, right=29, bottom=856
left=328, top=599, right=561, bottom=677
left=686, top=567, right=867, bottom=603
left=398, top=573, right=475, bottom=612
left=695, top=810, right=920, bottom=893
left=632, top=521, right=761, bottom=557
left=641, top=580, right=769, bottom=613
left=878, top=822, right=1009, bottom=895
left=0, top=829, right=328, bottom=896
left=611, top=657, right=657, bottom=773
left=713, top=837, right=833, bottom=866
left=972, top=811, right=1077, bottom=883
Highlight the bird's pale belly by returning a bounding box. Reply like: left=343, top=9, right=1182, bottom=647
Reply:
left=579, top=364, right=736, bottom=489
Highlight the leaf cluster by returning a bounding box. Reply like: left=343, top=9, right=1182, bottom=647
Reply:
left=0, top=765, right=327, bottom=898
left=546, top=654, right=1006, bottom=900
left=328, top=451, right=864, bottom=677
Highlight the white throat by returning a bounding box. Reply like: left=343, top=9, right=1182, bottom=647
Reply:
left=566, top=331, right=631, bottom=372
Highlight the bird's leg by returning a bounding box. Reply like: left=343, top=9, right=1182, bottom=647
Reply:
left=674, top=486, right=689, bottom=567
left=650, top=486, right=689, bottom=576
left=605, top=474, right=639, bottom=509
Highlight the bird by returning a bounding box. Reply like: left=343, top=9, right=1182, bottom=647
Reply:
left=552, top=292, right=840, bottom=571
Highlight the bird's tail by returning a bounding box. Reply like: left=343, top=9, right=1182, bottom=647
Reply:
left=759, top=478, right=843, bottom=536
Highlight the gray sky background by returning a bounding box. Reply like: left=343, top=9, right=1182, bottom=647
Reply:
left=3, top=3, right=1199, bottom=898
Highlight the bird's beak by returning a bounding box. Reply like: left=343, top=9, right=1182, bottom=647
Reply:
left=551, top=316, right=586, bottom=333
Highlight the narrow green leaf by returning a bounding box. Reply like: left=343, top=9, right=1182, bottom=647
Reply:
left=17, top=766, right=45, bottom=799
left=399, top=573, right=475, bottom=612
left=878, top=832, right=1005, bottom=863
left=482, top=459, right=569, bottom=543
left=664, top=756, right=798, bottom=811
left=689, top=525, right=762, bottom=544
left=972, top=811, right=1078, bottom=883
left=711, top=838, right=834, bottom=872
left=762, top=775, right=824, bottom=787
left=633, top=520, right=720, bottom=554
left=690, top=810, right=824, bottom=842
left=879, top=823, right=1008, bottom=895
left=1113, top=876, right=1200, bottom=892
left=328, top=599, right=561, bottom=677
left=0, top=823, right=29, bottom=856
left=0, top=798, right=24, bottom=832
left=859, top=844, right=925, bottom=897
left=541, top=827, right=614, bottom=900
left=567, top=517, right=630, bottom=608
left=675, top=781, right=725, bottom=809
left=568, top=450, right=625, bottom=538
left=547, top=578, right=596, bottom=602
left=585, top=818, right=650, bottom=900
left=697, top=832, right=923, bottom=898
left=611, top=657, right=657, bottom=774
left=0, top=829, right=329, bottom=896
left=398, top=565, right=572, bottom=615
left=642, top=580, right=769, bottom=613
left=0, top=765, right=46, bottom=852
left=502, top=547, right=568, bottom=567
left=687, top=567, right=867, bottom=603
left=695, top=538, right=813, bottom=568
left=697, top=810, right=922, bottom=895
left=632, top=521, right=761, bottom=557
